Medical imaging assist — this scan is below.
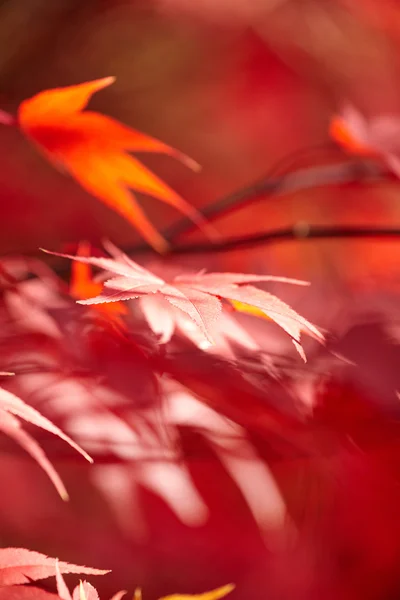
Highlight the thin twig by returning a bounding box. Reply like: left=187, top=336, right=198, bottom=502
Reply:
left=36, top=158, right=392, bottom=277
left=130, top=158, right=387, bottom=255
left=165, top=225, right=400, bottom=254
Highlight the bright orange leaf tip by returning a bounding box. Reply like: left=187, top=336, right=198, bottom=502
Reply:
left=158, top=584, right=235, bottom=600
left=18, top=77, right=213, bottom=253
left=328, top=105, right=379, bottom=157
left=70, top=241, right=128, bottom=324
left=69, top=241, right=103, bottom=300
left=230, top=297, right=323, bottom=361
left=329, top=116, right=373, bottom=156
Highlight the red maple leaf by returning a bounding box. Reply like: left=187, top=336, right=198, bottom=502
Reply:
left=42, top=243, right=323, bottom=360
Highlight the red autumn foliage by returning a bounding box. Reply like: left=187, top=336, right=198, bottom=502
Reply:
left=17, top=79, right=212, bottom=253
left=0, top=548, right=107, bottom=587
left=1, top=2, right=400, bottom=599
left=43, top=242, right=322, bottom=359
left=330, top=104, right=400, bottom=176
left=0, top=387, right=92, bottom=500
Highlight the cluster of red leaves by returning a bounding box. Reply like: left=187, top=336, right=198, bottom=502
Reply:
left=2, top=249, right=400, bottom=599
left=1, top=77, right=400, bottom=600
left=0, top=547, right=233, bottom=600
left=0, top=226, right=325, bottom=598
left=45, top=241, right=323, bottom=358
left=0, top=239, right=321, bottom=509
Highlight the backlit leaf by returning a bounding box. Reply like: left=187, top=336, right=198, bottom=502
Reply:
left=0, top=387, right=92, bottom=498
left=55, top=560, right=72, bottom=600
left=73, top=581, right=99, bottom=600
left=109, top=593, right=127, bottom=600
left=70, top=241, right=128, bottom=324
left=43, top=246, right=323, bottom=359
left=329, top=105, right=376, bottom=156
left=0, top=410, right=69, bottom=500
left=0, top=548, right=109, bottom=587
left=18, top=78, right=213, bottom=252
left=330, top=104, right=400, bottom=178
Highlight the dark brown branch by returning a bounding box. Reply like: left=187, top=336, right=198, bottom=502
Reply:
left=164, top=225, right=400, bottom=255
left=130, top=158, right=387, bottom=255
left=165, top=159, right=385, bottom=239
left=36, top=158, right=392, bottom=278
left=38, top=225, right=400, bottom=281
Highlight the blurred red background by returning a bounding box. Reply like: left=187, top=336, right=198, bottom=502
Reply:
left=1, top=1, right=400, bottom=599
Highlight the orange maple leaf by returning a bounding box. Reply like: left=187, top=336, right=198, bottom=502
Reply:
left=329, top=117, right=374, bottom=156
left=329, top=104, right=400, bottom=180
left=70, top=241, right=128, bottom=324
left=329, top=105, right=378, bottom=157
left=18, top=77, right=212, bottom=252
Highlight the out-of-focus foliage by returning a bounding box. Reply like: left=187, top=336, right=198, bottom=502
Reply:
left=1, top=1, right=400, bottom=600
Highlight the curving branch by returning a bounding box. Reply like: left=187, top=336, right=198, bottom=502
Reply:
left=35, top=157, right=394, bottom=277
left=165, top=225, right=400, bottom=255
left=130, top=157, right=388, bottom=255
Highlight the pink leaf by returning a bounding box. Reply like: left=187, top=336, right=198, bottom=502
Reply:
left=174, top=272, right=309, bottom=286
left=0, top=587, right=59, bottom=599
left=72, top=581, right=99, bottom=600
left=0, top=387, right=93, bottom=498
left=160, top=285, right=220, bottom=346
left=109, top=593, right=127, bottom=600
left=218, top=284, right=323, bottom=358
left=44, top=245, right=322, bottom=358
left=55, top=561, right=72, bottom=600
left=0, top=410, right=69, bottom=500
left=139, top=294, right=175, bottom=343
left=41, top=249, right=161, bottom=284
left=330, top=103, right=400, bottom=177
left=0, top=548, right=109, bottom=586
left=0, top=387, right=92, bottom=463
